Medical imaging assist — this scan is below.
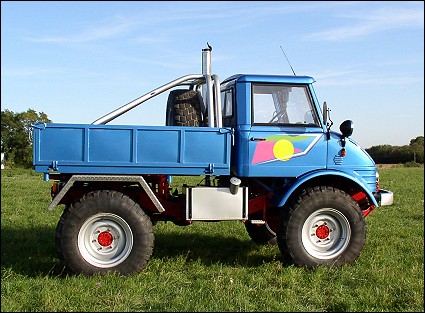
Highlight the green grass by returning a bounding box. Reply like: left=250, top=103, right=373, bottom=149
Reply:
left=1, top=167, right=424, bottom=312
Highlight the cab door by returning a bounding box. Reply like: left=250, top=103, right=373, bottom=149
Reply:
left=245, top=83, right=327, bottom=177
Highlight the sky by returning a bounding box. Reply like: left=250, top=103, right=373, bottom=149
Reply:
left=1, top=1, right=424, bottom=149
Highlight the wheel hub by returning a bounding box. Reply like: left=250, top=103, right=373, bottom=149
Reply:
left=97, top=231, right=114, bottom=247
left=315, top=224, right=330, bottom=240
left=90, top=224, right=119, bottom=251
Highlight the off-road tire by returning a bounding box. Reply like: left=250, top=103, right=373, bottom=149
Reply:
left=277, top=186, right=366, bottom=268
left=245, top=221, right=277, bottom=245
left=55, top=190, right=154, bottom=276
left=166, top=89, right=204, bottom=126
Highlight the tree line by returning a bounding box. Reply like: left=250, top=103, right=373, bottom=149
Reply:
left=365, top=137, right=424, bottom=165
left=1, top=108, right=424, bottom=168
left=1, top=109, right=51, bottom=168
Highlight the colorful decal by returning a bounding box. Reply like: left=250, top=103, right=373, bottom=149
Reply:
left=252, top=134, right=321, bottom=164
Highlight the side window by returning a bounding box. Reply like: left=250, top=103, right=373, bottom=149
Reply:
left=252, top=84, right=320, bottom=126
left=221, top=89, right=233, bottom=118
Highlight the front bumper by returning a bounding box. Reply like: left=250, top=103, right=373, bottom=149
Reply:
left=374, top=189, right=394, bottom=206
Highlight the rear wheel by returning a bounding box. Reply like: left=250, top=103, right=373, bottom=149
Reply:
left=277, top=186, right=366, bottom=268
left=55, top=190, right=154, bottom=276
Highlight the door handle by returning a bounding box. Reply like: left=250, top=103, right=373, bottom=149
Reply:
left=250, top=137, right=266, bottom=141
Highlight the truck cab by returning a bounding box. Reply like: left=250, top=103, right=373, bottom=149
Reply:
left=220, top=74, right=390, bottom=210
left=222, top=74, right=327, bottom=177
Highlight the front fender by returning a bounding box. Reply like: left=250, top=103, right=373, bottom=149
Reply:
left=275, top=169, right=379, bottom=208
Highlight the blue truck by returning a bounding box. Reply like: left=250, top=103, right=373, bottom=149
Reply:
left=32, top=46, right=393, bottom=276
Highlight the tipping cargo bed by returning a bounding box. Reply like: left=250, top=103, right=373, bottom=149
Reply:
left=32, top=123, right=231, bottom=176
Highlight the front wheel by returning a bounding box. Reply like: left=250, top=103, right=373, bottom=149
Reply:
left=55, top=190, right=154, bottom=276
left=277, top=186, right=366, bottom=268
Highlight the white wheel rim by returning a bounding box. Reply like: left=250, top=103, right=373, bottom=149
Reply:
left=301, top=208, right=351, bottom=260
left=78, top=213, right=133, bottom=268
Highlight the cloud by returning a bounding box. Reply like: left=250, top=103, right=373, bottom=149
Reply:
left=24, top=15, right=141, bottom=44
left=21, top=2, right=322, bottom=45
left=1, top=67, right=63, bottom=78
left=306, top=5, right=424, bottom=41
left=1, top=67, right=97, bottom=79
left=315, top=71, right=421, bottom=87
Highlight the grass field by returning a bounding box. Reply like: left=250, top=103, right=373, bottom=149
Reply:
left=1, top=167, right=424, bottom=312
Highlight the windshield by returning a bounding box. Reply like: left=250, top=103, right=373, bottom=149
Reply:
left=252, top=84, right=320, bottom=126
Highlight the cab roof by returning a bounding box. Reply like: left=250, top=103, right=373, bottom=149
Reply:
left=222, top=74, right=315, bottom=85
